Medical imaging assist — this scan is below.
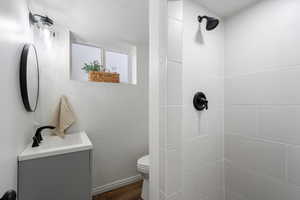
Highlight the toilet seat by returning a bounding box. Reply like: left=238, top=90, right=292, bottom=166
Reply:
left=137, top=155, right=149, bottom=174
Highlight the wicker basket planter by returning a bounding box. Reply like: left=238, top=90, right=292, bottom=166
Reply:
left=88, top=71, right=120, bottom=83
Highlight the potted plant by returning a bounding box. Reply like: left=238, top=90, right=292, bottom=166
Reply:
left=81, top=60, right=105, bottom=73
left=81, top=60, right=120, bottom=83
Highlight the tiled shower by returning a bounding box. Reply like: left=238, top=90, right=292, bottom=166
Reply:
left=160, top=0, right=300, bottom=199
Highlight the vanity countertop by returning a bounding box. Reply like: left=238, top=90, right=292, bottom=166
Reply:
left=18, top=131, right=93, bottom=161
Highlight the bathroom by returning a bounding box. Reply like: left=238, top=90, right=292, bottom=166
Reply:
left=1, top=0, right=300, bottom=200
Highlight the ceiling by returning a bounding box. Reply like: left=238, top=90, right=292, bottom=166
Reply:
left=195, top=0, right=261, bottom=17
left=29, top=0, right=149, bottom=45
left=28, top=0, right=260, bottom=45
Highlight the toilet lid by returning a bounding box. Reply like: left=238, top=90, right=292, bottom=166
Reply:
left=137, top=155, right=149, bottom=173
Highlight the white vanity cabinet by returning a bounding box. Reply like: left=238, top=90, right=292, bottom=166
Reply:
left=18, top=132, right=93, bottom=200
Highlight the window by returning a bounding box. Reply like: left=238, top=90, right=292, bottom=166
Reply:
left=71, top=42, right=136, bottom=84
left=105, top=51, right=129, bottom=83
left=71, top=43, right=102, bottom=81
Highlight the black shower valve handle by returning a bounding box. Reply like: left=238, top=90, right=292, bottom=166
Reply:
left=199, top=97, right=208, bottom=110
left=202, top=98, right=208, bottom=110
left=193, top=92, right=208, bottom=111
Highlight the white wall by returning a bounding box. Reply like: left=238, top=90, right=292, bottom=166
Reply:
left=224, top=0, right=300, bottom=199
left=31, top=26, right=149, bottom=192
left=0, top=0, right=35, bottom=195
left=182, top=0, right=225, bottom=200
left=0, top=0, right=148, bottom=194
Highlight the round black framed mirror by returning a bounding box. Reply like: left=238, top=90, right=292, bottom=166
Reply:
left=20, top=44, right=39, bottom=112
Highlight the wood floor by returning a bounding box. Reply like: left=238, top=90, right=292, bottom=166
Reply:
left=93, top=181, right=143, bottom=200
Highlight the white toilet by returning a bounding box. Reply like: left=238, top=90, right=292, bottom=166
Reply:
left=137, top=155, right=150, bottom=200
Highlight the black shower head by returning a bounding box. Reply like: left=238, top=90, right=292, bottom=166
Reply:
left=198, top=16, right=219, bottom=31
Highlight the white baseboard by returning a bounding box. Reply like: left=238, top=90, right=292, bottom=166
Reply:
left=92, top=175, right=142, bottom=195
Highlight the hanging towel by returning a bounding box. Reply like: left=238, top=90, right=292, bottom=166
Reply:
left=50, top=95, right=76, bottom=137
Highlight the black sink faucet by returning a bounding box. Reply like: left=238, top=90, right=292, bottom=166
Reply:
left=32, top=126, right=55, bottom=147
left=1, top=190, right=16, bottom=200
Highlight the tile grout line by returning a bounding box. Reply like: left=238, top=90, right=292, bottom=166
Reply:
left=285, top=144, right=289, bottom=184
left=224, top=64, right=300, bottom=78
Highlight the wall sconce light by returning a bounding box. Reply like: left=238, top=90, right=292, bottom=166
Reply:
left=29, top=12, right=55, bottom=37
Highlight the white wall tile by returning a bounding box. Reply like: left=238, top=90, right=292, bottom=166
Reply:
left=183, top=0, right=224, bottom=78
left=287, top=146, right=300, bottom=187
left=254, top=69, right=300, bottom=105
left=206, top=107, right=224, bottom=136
left=225, top=0, right=300, bottom=76
left=165, top=149, right=181, bottom=196
left=184, top=135, right=223, bottom=169
left=258, top=106, right=300, bottom=145
left=227, top=164, right=300, bottom=200
left=183, top=104, right=208, bottom=138
left=160, top=191, right=166, bottom=200
left=225, top=76, right=259, bottom=105
left=226, top=68, right=300, bottom=105
left=168, top=19, right=182, bottom=62
left=167, top=107, right=182, bottom=149
left=160, top=148, right=166, bottom=194
left=160, top=56, right=167, bottom=106
left=183, top=161, right=224, bottom=200
left=160, top=107, right=167, bottom=149
left=168, top=0, right=183, bottom=20
left=225, top=106, right=257, bottom=137
left=183, top=106, right=223, bottom=137
left=225, top=134, right=286, bottom=180
left=183, top=75, right=224, bottom=107
left=285, top=183, right=300, bottom=200
left=165, top=192, right=182, bottom=200
left=225, top=162, right=286, bottom=200
left=167, top=61, right=182, bottom=105
left=225, top=191, right=248, bottom=200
